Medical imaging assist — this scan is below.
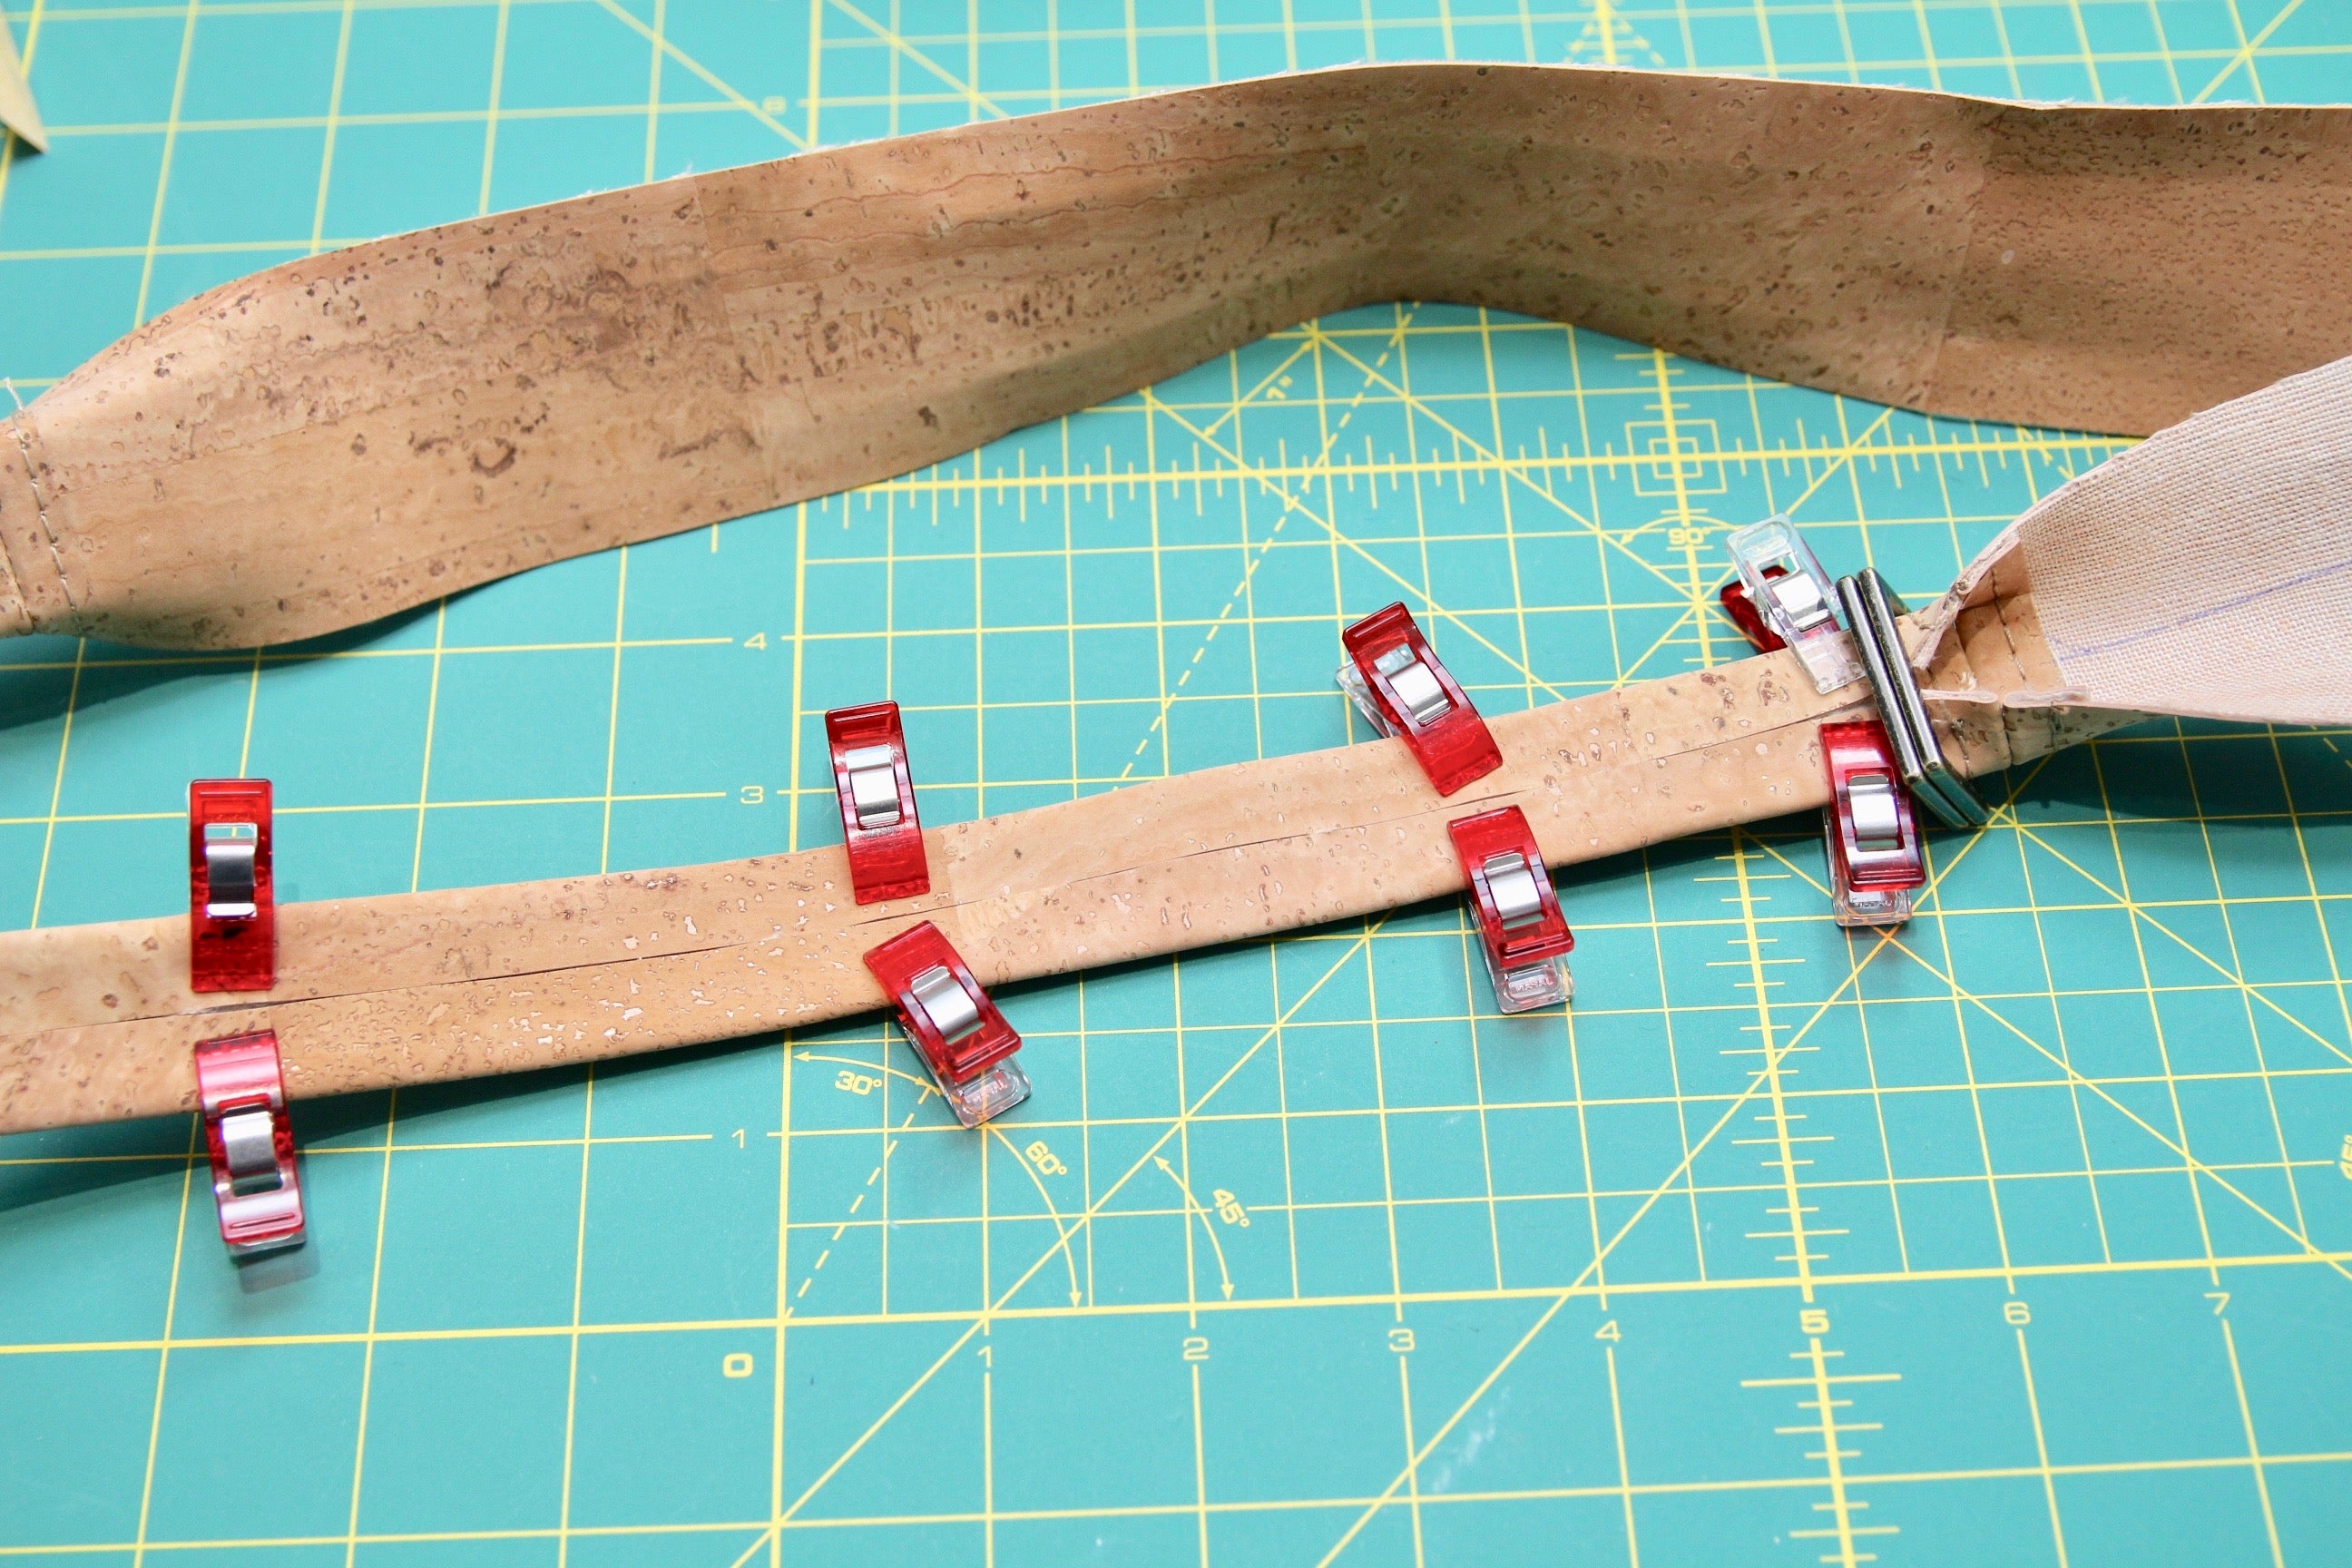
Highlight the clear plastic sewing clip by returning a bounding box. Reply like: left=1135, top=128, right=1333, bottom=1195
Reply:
left=1722, top=517, right=1864, bottom=694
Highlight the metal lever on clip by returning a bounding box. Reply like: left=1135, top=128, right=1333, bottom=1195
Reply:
left=1834, top=569, right=1990, bottom=830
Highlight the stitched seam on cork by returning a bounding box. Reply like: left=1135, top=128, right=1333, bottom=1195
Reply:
left=1982, top=593, right=2030, bottom=774
left=0, top=409, right=39, bottom=616
left=0, top=432, right=20, bottom=623
left=2, top=388, right=73, bottom=612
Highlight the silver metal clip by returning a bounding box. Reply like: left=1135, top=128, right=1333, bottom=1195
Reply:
left=202, top=822, right=260, bottom=919
left=1480, top=851, right=1547, bottom=930
left=217, top=1107, right=286, bottom=1195
left=1834, top=569, right=1989, bottom=830
left=1336, top=642, right=1453, bottom=734
left=907, top=964, right=984, bottom=1044
left=838, top=744, right=905, bottom=829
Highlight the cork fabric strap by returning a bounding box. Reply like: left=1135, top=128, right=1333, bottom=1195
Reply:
left=7, top=65, right=2349, bottom=650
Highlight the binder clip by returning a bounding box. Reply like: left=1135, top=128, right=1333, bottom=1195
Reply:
left=194, top=1031, right=305, bottom=1256
left=1819, top=720, right=1926, bottom=927
left=1447, top=807, right=1573, bottom=1011
left=1721, top=516, right=1864, bottom=693
left=189, top=779, right=274, bottom=992
left=1336, top=603, right=1502, bottom=796
left=863, top=921, right=1029, bottom=1127
left=1836, top=567, right=1989, bottom=831
left=826, top=701, right=929, bottom=904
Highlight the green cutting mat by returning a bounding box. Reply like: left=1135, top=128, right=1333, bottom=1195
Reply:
left=5, top=2, right=2351, bottom=1563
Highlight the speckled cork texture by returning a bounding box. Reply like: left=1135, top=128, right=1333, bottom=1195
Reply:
left=14, top=348, right=2352, bottom=1133
left=0, top=534, right=2180, bottom=1140
left=0, top=636, right=1900, bottom=1133
left=3, top=64, right=2347, bottom=650
left=7, top=355, right=2352, bottom=1132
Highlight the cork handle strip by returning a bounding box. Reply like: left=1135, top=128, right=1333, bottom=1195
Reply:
left=0, top=612, right=2098, bottom=1136
left=11, top=64, right=2352, bottom=650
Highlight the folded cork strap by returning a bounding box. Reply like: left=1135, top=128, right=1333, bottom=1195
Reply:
left=0, top=629, right=2071, bottom=1135
left=4, top=357, right=2347, bottom=1135
left=1, top=64, right=2348, bottom=650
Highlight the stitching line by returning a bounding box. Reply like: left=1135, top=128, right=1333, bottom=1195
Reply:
left=3, top=380, right=72, bottom=612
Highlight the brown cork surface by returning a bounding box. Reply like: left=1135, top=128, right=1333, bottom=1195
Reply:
left=0, top=602, right=2089, bottom=1136
left=0, top=642, right=1862, bottom=1132
left=3, top=65, right=2347, bottom=650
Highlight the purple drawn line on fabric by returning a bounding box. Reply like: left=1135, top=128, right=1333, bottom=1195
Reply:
left=2052, top=554, right=2352, bottom=664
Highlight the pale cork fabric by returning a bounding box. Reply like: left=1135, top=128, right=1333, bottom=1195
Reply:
left=2, top=64, right=2348, bottom=650
left=11, top=332, right=2344, bottom=1137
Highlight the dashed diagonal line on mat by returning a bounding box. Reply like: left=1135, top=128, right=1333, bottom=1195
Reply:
left=1142, top=378, right=1573, bottom=705
left=1118, top=309, right=1421, bottom=778
left=736, top=922, right=1385, bottom=1553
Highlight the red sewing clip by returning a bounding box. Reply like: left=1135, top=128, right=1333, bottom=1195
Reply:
left=863, top=922, right=1029, bottom=1127
left=1447, top=806, right=1574, bottom=1012
left=1821, top=720, right=1926, bottom=928
left=194, top=1031, right=305, bottom=1256
left=188, top=779, right=274, bottom=992
left=1337, top=603, right=1501, bottom=796
left=1717, top=564, right=1788, bottom=652
left=826, top=701, right=929, bottom=904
